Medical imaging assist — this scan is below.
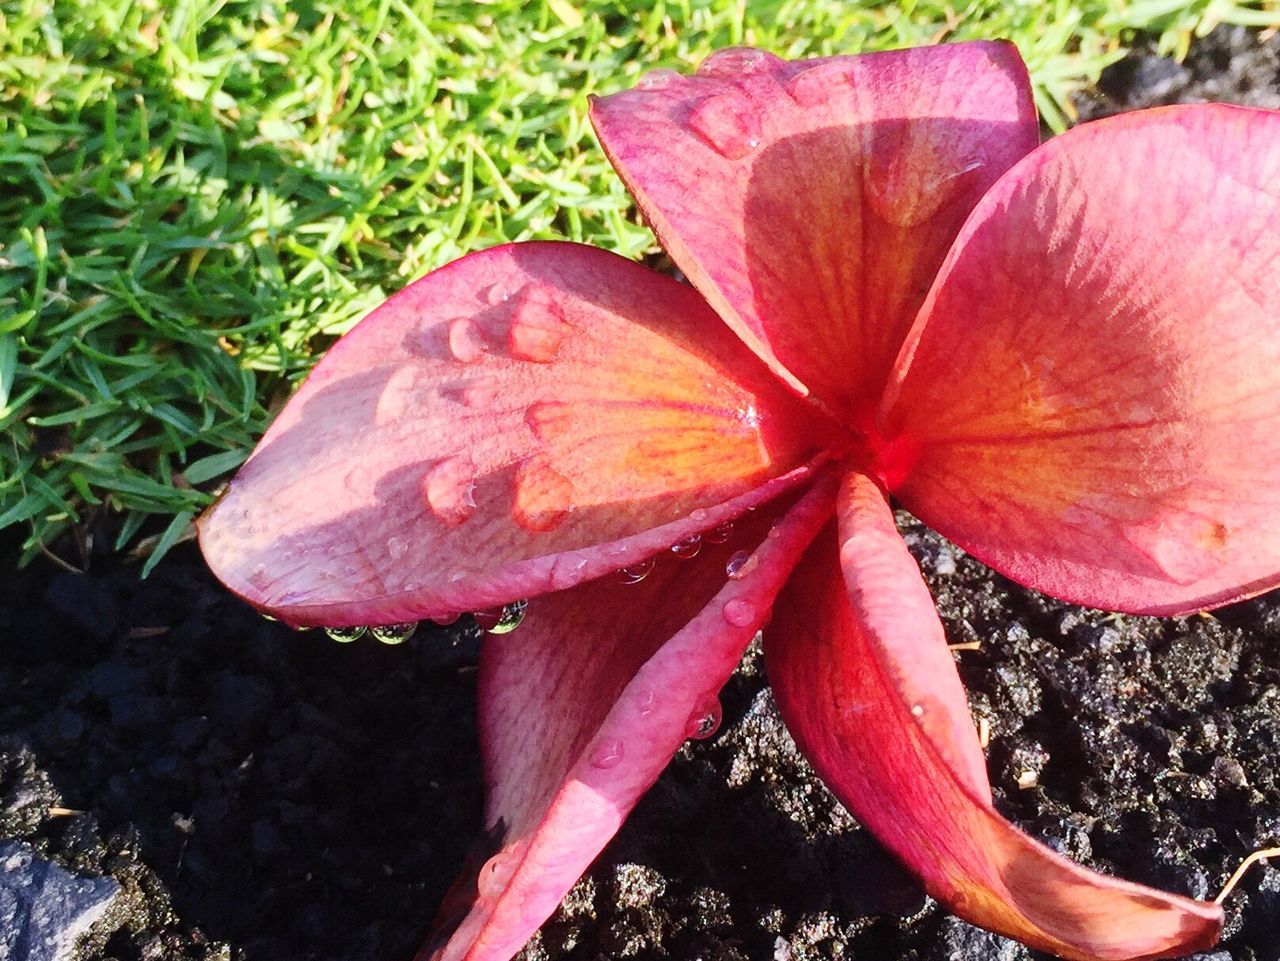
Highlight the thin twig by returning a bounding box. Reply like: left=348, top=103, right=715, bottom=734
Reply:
left=1215, top=847, right=1280, bottom=904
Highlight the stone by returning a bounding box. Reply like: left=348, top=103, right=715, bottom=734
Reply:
left=0, top=841, right=122, bottom=961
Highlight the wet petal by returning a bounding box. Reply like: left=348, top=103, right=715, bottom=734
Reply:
left=765, top=470, right=1223, bottom=961
left=423, top=477, right=836, bottom=961
left=884, top=104, right=1280, bottom=615
left=197, top=242, right=833, bottom=626
left=590, top=41, right=1038, bottom=414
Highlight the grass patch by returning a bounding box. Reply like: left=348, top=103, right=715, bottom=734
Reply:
left=2, top=0, right=1277, bottom=570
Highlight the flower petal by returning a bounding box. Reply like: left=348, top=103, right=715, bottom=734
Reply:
left=765, top=470, right=1223, bottom=961
left=197, top=242, right=832, bottom=627
left=883, top=104, right=1280, bottom=615
left=422, top=476, right=837, bottom=961
left=590, top=41, right=1038, bottom=414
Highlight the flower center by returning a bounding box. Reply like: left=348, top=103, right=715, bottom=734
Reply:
left=849, top=409, right=921, bottom=492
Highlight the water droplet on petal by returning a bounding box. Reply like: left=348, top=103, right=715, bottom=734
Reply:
left=725, top=550, right=757, bottom=580
left=477, top=848, right=520, bottom=899
left=507, top=283, right=571, bottom=363
left=513, top=457, right=573, bottom=531
left=685, top=696, right=723, bottom=740
left=261, top=612, right=278, bottom=623
left=474, top=600, right=527, bottom=634
left=448, top=318, right=487, bottom=364
left=423, top=456, right=478, bottom=528
left=524, top=399, right=573, bottom=443
left=704, top=520, right=734, bottom=544
left=910, top=703, right=925, bottom=718
left=637, top=67, right=682, bottom=90
left=589, top=736, right=624, bottom=770
left=689, top=508, right=709, bottom=524
left=386, top=536, right=408, bottom=561
left=688, top=93, right=761, bottom=160
left=782, top=62, right=849, bottom=107
left=549, top=553, right=590, bottom=591
left=670, top=534, right=702, bottom=559
left=722, top=597, right=755, bottom=628
left=326, top=625, right=367, bottom=643
left=617, top=557, right=656, bottom=584
left=432, top=611, right=461, bottom=626
left=481, top=283, right=508, bottom=306
left=375, top=366, right=419, bottom=426
left=370, top=622, right=417, bottom=645
left=1140, top=529, right=1218, bottom=585
left=697, top=47, right=779, bottom=78
left=636, top=689, right=655, bottom=716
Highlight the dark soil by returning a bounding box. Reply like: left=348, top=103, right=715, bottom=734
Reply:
left=4, top=24, right=1279, bottom=961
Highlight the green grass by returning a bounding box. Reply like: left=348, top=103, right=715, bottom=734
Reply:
left=2, top=0, right=1278, bottom=572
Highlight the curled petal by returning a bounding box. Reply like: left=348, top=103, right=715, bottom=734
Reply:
left=197, top=242, right=833, bottom=626
left=590, top=41, right=1038, bottom=413
left=423, top=476, right=837, bottom=961
left=884, top=105, right=1280, bottom=614
left=765, top=470, right=1222, bottom=961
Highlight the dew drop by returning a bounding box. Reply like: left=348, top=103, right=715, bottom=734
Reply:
left=698, top=48, right=779, bottom=78
left=474, top=600, right=527, bottom=634
left=375, top=366, right=418, bottom=426
left=725, top=550, right=757, bottom=580
left=513, top=457, right=574, bottom=532
left=422, top=456, right=478, bottom=528
left=432, top=612, right=462, bottom=626
left=910, top=703, right=925, bottom=718
left=549, top=553, right=590, bottom=591
left=722, top=597, right=756, bottom=628
left=478, top=849, right=518, bottom=899
left=704, top=520, right=734, bottom=544
left=1142, top=531, right=1217, bottom=585
left=689, top=507, right=709, bottom=524
left=481, top=283, right=508, bottom=306
left=524, top=399, right=573, bottom=443
left=507, top=283, right=571, bottom=363
left=371, top=622, right=417, bottom=645
left=326, top=625, right=367, bottom=644
left=782, top=62, right=851, bottom=107
left=261, top=612, right=278, bottom=623
left=685, top=696, right=723, bottom=740
left=386, top=536, right=408, bottom=561
left=589, top=736, right=624, bottom=770
left=617, top=557, right=656, bottom=584
left=636, top=688, right=655, bottom=716
left=670, top=534, right=702, bottom=559
left=688, top=93, right=762, bottom=160
left=637, top=67, right=682, bottom=90
left=447, top=318, right=487, bottom=364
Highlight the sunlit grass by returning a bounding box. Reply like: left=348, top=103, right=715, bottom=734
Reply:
left=2, top=0, right=1277, bottom=571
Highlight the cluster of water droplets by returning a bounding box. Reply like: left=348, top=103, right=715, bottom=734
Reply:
left=310, top=600, right=529, bottom=645
left=614, top=517, right=747, bottom=587
left=322, top=622, right=418, bottom=645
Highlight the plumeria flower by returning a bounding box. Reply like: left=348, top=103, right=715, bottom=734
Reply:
left=197, top=41, right=1280, bottom=961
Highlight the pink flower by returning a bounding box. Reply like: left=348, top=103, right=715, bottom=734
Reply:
left=197, top=41, right=1280, bottom=961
